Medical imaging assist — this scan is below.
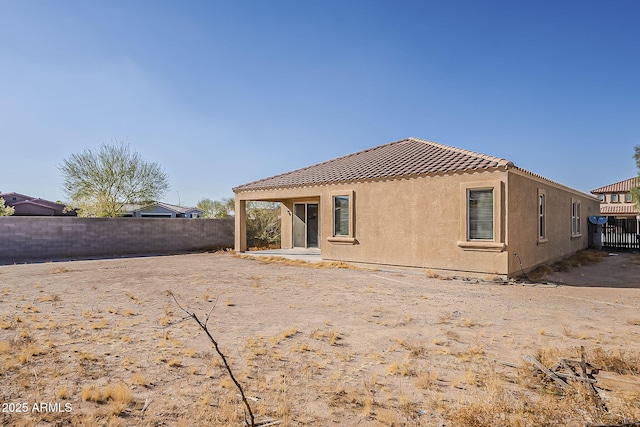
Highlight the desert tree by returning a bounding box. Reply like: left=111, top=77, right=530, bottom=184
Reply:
left=197, top=197, right=235, bottom=218
left=0, top=198, right=15, bottom=216
left=197, top=197, right=281, bottom=247
left=246, top=201, right=281, bottom=247
left=632, top=145, right=640, bottom=208
left=59, top=142, right=170, bottom=217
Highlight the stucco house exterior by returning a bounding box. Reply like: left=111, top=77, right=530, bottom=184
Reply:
left=590, top=177, right=639, bottom=220
left=0, top=192, right=76, bottom=216
left=591, top=177, right=640, bottom=244
left=233, top=137, right=600, bottom=278
left=121, top=202, right=203, bottom=218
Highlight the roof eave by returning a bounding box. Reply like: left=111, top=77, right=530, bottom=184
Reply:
left=234, top=164, right=512, bottom=193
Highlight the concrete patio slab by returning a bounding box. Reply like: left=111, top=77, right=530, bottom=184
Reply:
left=245, top=248, right=322, bottom=263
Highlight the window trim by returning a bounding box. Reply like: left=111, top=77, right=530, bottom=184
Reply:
left=458, top=181, right=505, bottom=251
left=327, top=190, right=356, bottom=244
left=571, top=198, right=582, bottom=237
left=538, top=189, right=547, bottom=244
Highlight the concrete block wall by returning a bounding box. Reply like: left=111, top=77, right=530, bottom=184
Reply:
left=0, top=217, right=234, bottom=263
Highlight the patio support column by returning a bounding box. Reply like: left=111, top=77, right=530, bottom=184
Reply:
left=235, top=198, right=247, bottom=252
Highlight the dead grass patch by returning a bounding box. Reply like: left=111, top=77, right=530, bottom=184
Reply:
left=528, top=249, right=608, bottom=280
left=236, top=254, right=362, bottom=269
left=47, top=266, right=71, bottom=274
left=1, top=252, right=639, bottom=426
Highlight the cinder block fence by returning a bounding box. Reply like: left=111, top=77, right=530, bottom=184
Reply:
left=0, top=217, right=234, bottom=264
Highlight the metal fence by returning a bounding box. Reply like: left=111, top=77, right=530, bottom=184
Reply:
left=601, top=217, right=640, bottom=251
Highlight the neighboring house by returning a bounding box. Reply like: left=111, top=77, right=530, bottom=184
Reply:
left=590, top=177, right=639, bottom=219
left=121, top=202, right=203, bottom=218
left=590, top=177, right=640, bottom=240
left=233, top=137, right=600, bottom=279
left=0, top=192, right=76, bottom=216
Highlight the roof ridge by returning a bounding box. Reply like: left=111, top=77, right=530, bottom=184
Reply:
left=233, top=139, right=413, bottom=190
left=591, top=177, right=639, bottom=193
left=234, top=137, right=516, bottom=192
left=406, top=137, right=514, bottom=167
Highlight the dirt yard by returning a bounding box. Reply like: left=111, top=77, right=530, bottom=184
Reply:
left=1, top=252, right=639, bottom=426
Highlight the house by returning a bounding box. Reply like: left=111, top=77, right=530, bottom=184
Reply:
left=121, top=202, right=203, bottom=218
left=233, top=137, right=600, bottom=279
left=590, top=177, right=640, bottom=247
left=590, top=177, right=639, bottom=220
left=0, top=192, right=76, bottom=216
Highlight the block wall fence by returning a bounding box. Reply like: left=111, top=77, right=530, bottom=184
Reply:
left=0, top=217, right=234, bottom=264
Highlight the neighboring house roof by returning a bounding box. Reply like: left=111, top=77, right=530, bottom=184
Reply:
left=600, top=204, right=637, bottom=215
left=154, top=202, right=202, bottom=214
left=591, top=177, right=640, bottom=194
left=0, top=192, right=74, bottom=215
left=234, top=137, right=515, bottom=192
left=122, top=202, right=203, bottom=215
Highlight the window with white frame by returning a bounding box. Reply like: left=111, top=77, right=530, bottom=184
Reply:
left=611, top=194, right=619, bottom=203
left=538, top=191, right=546, bottom=240
left=571, top=200, right=581, bottom=236
left=468, top=189, right=493, bottom=240
left=333, top=195, right=350, bottom=237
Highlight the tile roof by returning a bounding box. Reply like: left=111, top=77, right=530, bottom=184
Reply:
left=0, top=192, right=66, bottom=209
left=234, top=137, right=515, bottom=192
left=123, top=202, right=202, bottom=214
left=600, top=204, right=638, bottom=215
left=591, top=177, right=640, bottom=194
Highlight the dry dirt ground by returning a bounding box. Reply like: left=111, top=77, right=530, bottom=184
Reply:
left=0, top=252, right=639, bottom=426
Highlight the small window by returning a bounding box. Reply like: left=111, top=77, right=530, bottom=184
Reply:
left=571, top=200, right=581, bottom=236
left=625, top=193, right=633, bottom=203
left=468, top=189, right=493, bottom=240
left=333, top=195, right=350, bottom=237
left=598, top=194, right=604, bottom=202
left=611, top=194, right=619, bottom=203
left=538, top=192, right=546, bottom=240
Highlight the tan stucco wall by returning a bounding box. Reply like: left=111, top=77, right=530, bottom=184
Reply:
left=236, top=170, right=510, bottom=277
left=506, top=170, right=600, bottom=276
left=598, top=193, right=639, bottom=218
left=235, top=168, right=600, bottom=278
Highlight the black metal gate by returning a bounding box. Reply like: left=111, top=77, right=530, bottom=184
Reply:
left=601, top=217, right=640, bottom=251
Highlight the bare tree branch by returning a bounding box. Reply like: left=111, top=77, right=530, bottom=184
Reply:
left=167, top=291, right=255, bottom=426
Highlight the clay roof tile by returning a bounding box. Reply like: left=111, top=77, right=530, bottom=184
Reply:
left=233, top=137, right=514, bottom=192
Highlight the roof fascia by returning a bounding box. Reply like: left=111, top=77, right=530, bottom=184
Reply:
left=509, top=167, right=598, bottom=200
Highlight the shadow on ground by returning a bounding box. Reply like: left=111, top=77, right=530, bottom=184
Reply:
left=546, top=252, right=640, bottom=288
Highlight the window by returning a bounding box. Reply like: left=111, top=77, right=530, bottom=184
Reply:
left=458, top=181, right=504, bottom=251
left=598, top=194, right=604, bottom=202
left=625, top=193, right=633, bottom=203
left=538, top=191, right=546, bottom=240
left=571, top=200, right=581, bottom=236
left=611, top=194, right=619, bottom=203
left=468, top=189, right=493, bottom=240
left=333, top=195, right=350, bottom=237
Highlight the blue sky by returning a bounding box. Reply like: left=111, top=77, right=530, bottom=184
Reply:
left=1, top=1, right=639, bottom=207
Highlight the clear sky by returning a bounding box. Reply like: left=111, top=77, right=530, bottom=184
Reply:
left=1, top=0, right=639, bottom=207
